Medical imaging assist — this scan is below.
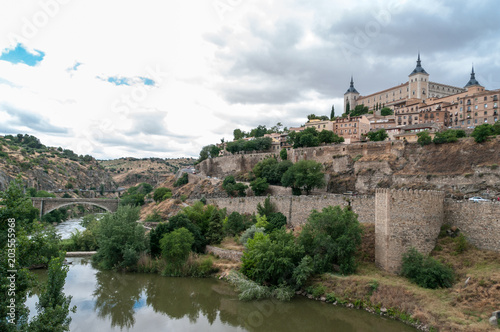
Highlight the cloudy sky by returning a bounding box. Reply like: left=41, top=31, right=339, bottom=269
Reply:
left=1, top=0, right=499, bottom=159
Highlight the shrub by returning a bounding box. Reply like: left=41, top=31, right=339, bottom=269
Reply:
left=280, top=148, right=287, bottom=160
left=298, top=206, right=363, bottom=275
left=454, top=233, right=469, bottom=254
left=153, top=187, right=172, bottom=202
left=150, top=214, right=206, bottom=255
left=401, top=247, right=455, bottom=289
left=250, top=177, right=269, bottom=196
left=174, top=173, right=189, bottom=187
left=239, top=225, right=265, bottom=246
left=222, top=176, right=248, bottom=197
left=416, top=131, right=432, bottom=146
left=241, top=229, right=312, bottom=289
left=471, top=124, right=495, bottom=143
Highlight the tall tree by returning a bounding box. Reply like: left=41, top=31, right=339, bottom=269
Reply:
left=330, top=105, right=335, bottom=120
left=281, top=160, right=325, bottom=195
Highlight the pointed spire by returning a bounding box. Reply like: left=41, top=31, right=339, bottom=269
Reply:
left=345, top=75, right=359, bottom=95
left=409, top=52, right=428, bottom=76
left=464, top=64, right=480, bottom=88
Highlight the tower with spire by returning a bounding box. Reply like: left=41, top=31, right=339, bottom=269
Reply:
left=408, top=52, right=429, bottom=100
left=464, top=65, right=482, bottom=90
left=344, top=75, right=360, bottom=113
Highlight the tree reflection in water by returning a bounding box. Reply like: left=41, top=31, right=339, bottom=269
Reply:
left=93, top=270, right=144, bottom=329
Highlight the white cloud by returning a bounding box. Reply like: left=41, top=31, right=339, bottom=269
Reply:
left=0, top=0, right=499, bottom=159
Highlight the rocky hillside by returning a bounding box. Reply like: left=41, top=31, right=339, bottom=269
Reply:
left=0, top=134, right=115, bottom=192
left=99, top=157, right=195, bottom=188
left=197, top=137, right=500, bottom=198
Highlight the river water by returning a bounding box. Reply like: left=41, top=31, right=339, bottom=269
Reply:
left=28, top=220, right=417, bottom=331
left=55, top=218, right=86, bottom=239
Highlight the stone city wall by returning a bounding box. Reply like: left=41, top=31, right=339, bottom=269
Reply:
left=205, top=245, right=243, bottom=262
left=375, top=189, right=445, bottom=273
left=206, top=194, right=374, bottom=227
left=444, top=200, right=500, bottom=252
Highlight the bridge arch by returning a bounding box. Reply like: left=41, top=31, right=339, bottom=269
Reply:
left=31, top=197, right=119, bottom=219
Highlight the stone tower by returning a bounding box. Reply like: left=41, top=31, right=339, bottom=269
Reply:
left=344, top=75, right=360, bottom=113
left=408, top=53, right=430, bottom=100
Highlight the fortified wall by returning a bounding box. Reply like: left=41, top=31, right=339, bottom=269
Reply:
left=206, top=194, right=375, bottom=226
left=205, top=190, right=500, bottom=273
left=375, top=189, right=445, bottom=273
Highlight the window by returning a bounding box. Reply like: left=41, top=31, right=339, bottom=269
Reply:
left=475, top=105, right=478, bottom=110
left=484, top=111, right=488, bottom=115
left=485, top=104, right=488, bottom=108
left=484, top=118, right=488, bottom=123
left=484, top=96, right=488, bottom=101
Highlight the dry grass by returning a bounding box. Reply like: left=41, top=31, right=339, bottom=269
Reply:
left=214, top=237, right=245, bottom=252
left=307, top=235, right=500, bottom=331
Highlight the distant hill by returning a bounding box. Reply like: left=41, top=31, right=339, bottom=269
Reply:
left=0, top=134, right=115, bottom=192
left=98, top=157, right=196, bottom=188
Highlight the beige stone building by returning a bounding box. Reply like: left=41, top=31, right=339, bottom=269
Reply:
left=344, top=54, right=465, bottom=114
left=333, top=115, right=370, bottom=143
left=304, top=119, right=334, bottom=131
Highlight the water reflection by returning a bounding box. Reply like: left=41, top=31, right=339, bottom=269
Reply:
left=27, top=258, right=416, bottom=331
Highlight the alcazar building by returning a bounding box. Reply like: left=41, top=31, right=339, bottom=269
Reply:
left=344, top=54, right=499, bottom=130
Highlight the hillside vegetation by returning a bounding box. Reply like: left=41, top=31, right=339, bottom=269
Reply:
left=0, top=134, right=115, bottom=192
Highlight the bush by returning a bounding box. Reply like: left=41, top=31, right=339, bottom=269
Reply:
left=280, top=148, right=287, bottom=160
left=222, top=176, right=248, bottom=197
left=250, top=177, right=269, bottom=196
left=153, top=187, right=172, bottom=202
left=298, top=206, right=363, bottom=275
left=239, top=225, right=265, bottom=246
left=241, top=229, right=312, bottom=289
left=174, top=173, right=189, bottom=187
left=471, top=124, right=495, bottom=143
left=416, top=131, right=432, bottom=146
left=92, top=206, right=146, bottom=270
left=401, top=247, right=455, bottom=289
left=454, top=233, right=469, bottom=254
left=281, top=159, right=325, bottom=195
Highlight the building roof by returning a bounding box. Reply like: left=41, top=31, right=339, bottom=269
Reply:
left=464, top=66, right=481, bottom=88
left=345, top=76, right=359, bottom=94
left=400, top=122, right=439, bottom=131
left=409, top=53, right=428, bottom=76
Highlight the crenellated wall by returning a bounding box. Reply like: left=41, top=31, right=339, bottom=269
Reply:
left=203, top=190, right=499, bottom=274
left=206, top=194, right=374, bottom=227
left=375, top=189, right=445, bottom=273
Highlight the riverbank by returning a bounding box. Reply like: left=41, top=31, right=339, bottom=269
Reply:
left=209, top=231, right=499, bottom=331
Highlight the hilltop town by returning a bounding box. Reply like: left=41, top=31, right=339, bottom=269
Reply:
left=208, top=54, right=498, bottom=155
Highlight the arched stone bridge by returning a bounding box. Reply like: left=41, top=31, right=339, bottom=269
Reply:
left=31, top=197, right=119, bottom=218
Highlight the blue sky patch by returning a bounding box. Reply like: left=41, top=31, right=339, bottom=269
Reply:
left=0, top=43, right=45, bottom=66
left=102, top=75, right=156, bottom=86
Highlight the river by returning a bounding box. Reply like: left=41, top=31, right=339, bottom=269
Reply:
left=26, top=220, right=417, bottom=331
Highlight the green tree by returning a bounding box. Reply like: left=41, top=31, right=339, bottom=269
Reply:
left=281, top=160, right=325, bottom=195
left=256, top=196, right=276, bottom=217
left=0, top=177, right=39, bottom=242
left=380, top=107, right=393, bottom=116
left=153, top=187, right=172, bottom=202
left=298, top=206, right=362, bottom=275
left=318, top=130, right=343, bottom=144
left=345, top=101, right=350, bottom=114
left=280, top=148, right=287, bottom=161
left=29, top=253, right=76, bottom=332
left=93, top=206, right=146, bottom=270
left=350, top=104, right=369, bottom=117
left=330, top=105, right=335, bottom=120
left=366, top=129, right=388, bottom=142
left=160, top=227, right=194, bottom=270
left=224, top=212, right=251, bottom=236
left=222, top=176, right=247, bottom=197
left=471, top=123, right=494, bottom=143
left=206, top=209, right=224, bottom=244
left=233, top=128, right=246, bottom=140
left=493, top=120, right=500, bottom=135
left=250, top=177, right=269, bottom=196
left=416, top=130, right=432, bottom=146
